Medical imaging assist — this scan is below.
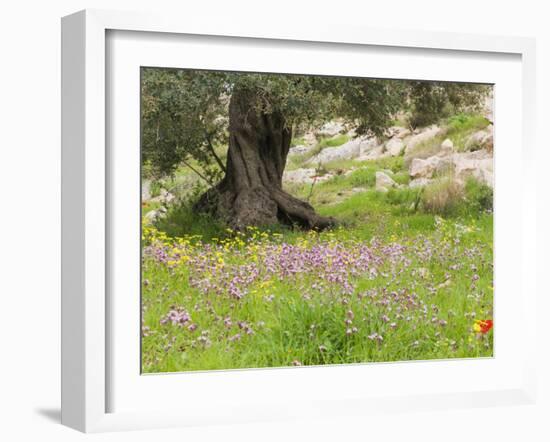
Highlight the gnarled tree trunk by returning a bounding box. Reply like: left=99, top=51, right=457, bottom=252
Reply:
left=194, top=88, right=336, bottom=230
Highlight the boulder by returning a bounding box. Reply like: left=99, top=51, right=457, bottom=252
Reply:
left=409, top=156, right=454, bottom=179
left=452, top=150, right=493, bottom=188
left=409, top=158, right=433, bottom=178
left=144, top=206, right=167, bottom=222
left=385, top=137, right=405, bottom=156
left=283, top=168, right=333, bottom=184
left=283, top=168, right=317, bottom=184
left=404, top=125, right=444, bottom=153
left=308, top=136, right=379, bottom=164
left=317, top=121, right=345, bottom=137
left=376, top=171, right=397, bottom=192
left=356, top=145, right=390, bottom=162
left=288, top=144, right=315, bottom=157
left=150, top=188, right=175, bottom=204
left=440, top=138, right=454, bottom=154
left=465, top=126, right=493, bottom=152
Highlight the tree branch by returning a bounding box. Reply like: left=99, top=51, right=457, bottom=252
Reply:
left=180, top=158, right=214, bottom=186
left=204, top=131, right=227, bottom=173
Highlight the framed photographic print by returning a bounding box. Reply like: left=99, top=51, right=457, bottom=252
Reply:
left=61, top=9, right=538, bottom=432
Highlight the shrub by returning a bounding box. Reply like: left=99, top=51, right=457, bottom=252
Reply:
left=149, top=180, right=163, bottom=198
left=392, top=171, right=410, bottom=186
left=154, top=202, right=226, bottom=241
left=447, top=113, right=489, bottom=134
left=464, top=177, right=493, bottom=213
left=421, top=178, right=465, bottom=215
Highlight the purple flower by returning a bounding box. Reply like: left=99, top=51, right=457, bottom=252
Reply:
left=160, top=307, right=191, bottom=327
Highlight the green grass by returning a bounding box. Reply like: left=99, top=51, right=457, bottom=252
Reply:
left=290, top=136, right=307, bottom=147
left=404, top=113, right=490, bottom=165
left=141, top=113, right=493, bottom=373
left=283, top=156, right=408, bottom=207
left=317, top=133, right=350, bottom=148
left=142, top=205, right=493, bottom=372
left=446, top=113, right=490, bottom=151
left=143, top=174, right=493, bottom=373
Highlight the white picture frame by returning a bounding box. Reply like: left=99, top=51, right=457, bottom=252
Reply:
left=61, top=9, right=538, bottom=433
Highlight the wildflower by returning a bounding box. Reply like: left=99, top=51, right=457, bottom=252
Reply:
left=292, top=360, right=302, bottom=366
left=187, top=323, right=197, bottom=332
left=228, top=333, right=241, bottom=342
left=160, top=307, right=191, bottom=327
left=473, top=319, right=493, bottom=334
left=368, top=332, right=383, bottom=342
left=319, top=345, right=327, bottom=352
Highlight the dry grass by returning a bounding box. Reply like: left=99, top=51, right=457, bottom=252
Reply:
left=421, top=177, right=465, bottom=215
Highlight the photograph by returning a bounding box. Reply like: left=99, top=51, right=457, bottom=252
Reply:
left=140, top=68, right=494, bottom=373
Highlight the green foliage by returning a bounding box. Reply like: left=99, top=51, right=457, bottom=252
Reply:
left=446, top=113, right=491, bottom=151
left=348, top=167, right=377, bottom=187
left=420, top=176, right=493, bottom=216
left=141, top=68, right=229, bottom=179
left=142, top=68, right=490, bottom=181
left=464, top=178, right=493, bottom=213
left=406, top=82, right=490, bottom=129
left=447, top=113, right=488, bottom=132
left=317, top=133, right=350, bottom=148
left=290, top=136, right=306, bottom=147
left=154, top=203, right=226, bottom=242
left=149, top=180, right=163, bottom=198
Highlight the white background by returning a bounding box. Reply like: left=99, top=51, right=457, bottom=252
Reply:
left=0, top=1, right=548, bottom=441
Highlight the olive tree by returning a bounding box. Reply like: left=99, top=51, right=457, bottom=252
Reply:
left=142, top=68, right=488, bottom=229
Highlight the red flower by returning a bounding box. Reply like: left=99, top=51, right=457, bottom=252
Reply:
left=473, top=319, right=493, bottom=334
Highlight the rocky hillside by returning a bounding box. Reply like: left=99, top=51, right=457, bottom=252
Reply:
left=283, top=109, right=493, bottom=199
left=143, top=104, right=494, bottom=222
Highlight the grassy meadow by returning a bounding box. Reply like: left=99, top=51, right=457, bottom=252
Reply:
left=141, top=113, right=494, bottom=373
